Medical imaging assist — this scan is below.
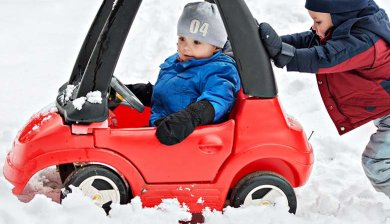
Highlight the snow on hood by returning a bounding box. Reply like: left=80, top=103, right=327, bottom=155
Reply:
left=58, top=84, right=77, bottom=105
left=37, top=102, right=58, bottom=115
left=72, top=91, right=103, bottom=110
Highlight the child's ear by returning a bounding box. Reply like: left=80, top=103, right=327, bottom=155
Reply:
left=213, top=47, right=220, bottom=53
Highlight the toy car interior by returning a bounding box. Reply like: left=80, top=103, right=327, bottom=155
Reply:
left=3, top=0, right=314, bottom=216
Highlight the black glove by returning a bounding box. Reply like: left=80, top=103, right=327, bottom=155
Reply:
left=259, top=22, right=282, bottom=58
left=125, top=82, right=153, bottom=107
left=155, top=100, right=215, bottom=146
left=259, top=22, right=295, bottom=68
left=108, top=82, right=153, bottom=109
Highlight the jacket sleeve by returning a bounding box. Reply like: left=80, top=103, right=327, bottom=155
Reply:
left=286, top=35, right=375, bottom=74
left=197, top=63, right=240, bottom=123
left=281, top=31, right=317, bottom=49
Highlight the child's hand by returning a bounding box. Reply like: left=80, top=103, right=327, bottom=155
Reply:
left=259, top=22, right=282, bottom=58
left=155, top=100, right=215, bottom=146
left=126, top=83, right=153, bottom=107
left=259, top=22, right=295, bottom=68
left=155, top=110, right=196, bottom=146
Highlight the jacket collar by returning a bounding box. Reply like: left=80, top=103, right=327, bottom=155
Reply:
left=159, top=50, right=228, bottom=70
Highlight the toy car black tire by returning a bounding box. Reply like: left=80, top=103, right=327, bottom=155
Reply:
left=62, top=165, right=130, bottom=213
left=230, top=172, right=297, bottom=214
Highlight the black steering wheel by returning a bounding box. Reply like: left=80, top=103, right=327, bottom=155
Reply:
left=110, top=76, right=144, bottom=112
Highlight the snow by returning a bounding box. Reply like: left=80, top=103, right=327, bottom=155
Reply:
left=197, top=197, right=205, bottom=204
left=64, top=85, right=76, bottom=102
left=72, top=97, right=86, bottom=110
left=72, top=91, right=102, bottom=110
left=1, top=0, right=390, bottom=223
left=86, top=91, right=103, bottom=104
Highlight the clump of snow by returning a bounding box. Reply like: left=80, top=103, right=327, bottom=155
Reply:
left=37, top=102, right=58, bottom=116
left=1, top=169, right=192, bottom=223
left=27, top=113, right=54, bottom=134
left=32, top=125, right=39, bottom=131
left=35, top=115, right=52, bottom=130
left=72, top=97, right=86, bottom=110
left=203, top=206, right=305, bottom=224
left=86, top=91, right=102, bottom=104
left=102, top=197, right=192, bottom=223
left=72, top=91, right=102, bottom=110
left=59, top=85, right=77, bottom=105
left=42, top=115, right=52, bottom=122
left=0, top=178, right=108, bottom=224
left=64, top=85, right=76, bottom=102
left=197, top=197, right=204, bottom=204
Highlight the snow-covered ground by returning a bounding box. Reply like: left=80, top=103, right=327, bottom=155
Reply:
left=1, top=0, right=390, bottom=223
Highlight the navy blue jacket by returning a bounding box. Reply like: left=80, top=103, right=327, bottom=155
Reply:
left=150, top=51, right=240, bottom=126
left=282, top=0, right=390, bottom=73
left=281, top=0, right=390, bottom=134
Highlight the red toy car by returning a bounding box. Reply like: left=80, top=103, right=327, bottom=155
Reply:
left=3, top=0, right=313, bottom=215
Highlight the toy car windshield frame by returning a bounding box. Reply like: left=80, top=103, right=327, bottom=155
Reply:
left=56, top=0, right=277, bottom=124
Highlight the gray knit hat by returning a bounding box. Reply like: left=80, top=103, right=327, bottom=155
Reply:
left=177, top=2, right=227, bottom=48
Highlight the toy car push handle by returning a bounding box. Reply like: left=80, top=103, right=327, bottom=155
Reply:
left=110, top=77, right=144, bottom=112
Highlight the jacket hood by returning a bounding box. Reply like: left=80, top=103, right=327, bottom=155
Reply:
left=330, top=0, right=390, bottom=44
left=331, top=0, right=378, bottom=27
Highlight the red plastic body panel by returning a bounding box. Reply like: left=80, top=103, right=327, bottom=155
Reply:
left=139, top=183, right=225, bottom=212
left=113, top=106, right=151, bottom=128
left=94, top=120, right=234, bottom=183
left=3, top=91, right=314, bottom=213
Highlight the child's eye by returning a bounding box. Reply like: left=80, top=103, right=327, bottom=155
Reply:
left=194, top=40, right=201, bottom=45
left=179, top=37, right=185, bottom=41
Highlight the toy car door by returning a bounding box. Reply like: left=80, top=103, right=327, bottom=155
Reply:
left=94, top=119, right=234, bottom=183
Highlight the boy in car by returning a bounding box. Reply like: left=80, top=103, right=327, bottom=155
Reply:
left=126, top=2, right=240, bottom=146
left=258, top=0, right=390, bottom=197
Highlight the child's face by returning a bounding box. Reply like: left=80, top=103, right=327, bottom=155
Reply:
left=177, top=36, right=219, bottom=61
left=308, top=10, right=334, bottom=39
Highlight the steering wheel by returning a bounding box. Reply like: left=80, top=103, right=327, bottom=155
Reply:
left=110, top=76, right=144, bottom=112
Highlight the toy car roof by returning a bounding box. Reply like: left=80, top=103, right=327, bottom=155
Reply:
left=56, top=0, right=277, bottom=124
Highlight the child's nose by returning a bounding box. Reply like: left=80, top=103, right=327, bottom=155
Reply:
left=183, top=45, right=191, bottom=52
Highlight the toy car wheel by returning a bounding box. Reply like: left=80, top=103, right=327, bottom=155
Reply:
left=62, top=165, right=130, bottom=213
left=230, top=172, right=297, bottom=214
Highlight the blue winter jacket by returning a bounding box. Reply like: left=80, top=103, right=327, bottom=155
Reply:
left=150, top=51, right=240, bottom=126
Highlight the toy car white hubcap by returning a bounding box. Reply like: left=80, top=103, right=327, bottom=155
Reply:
left=243, top=184, right=289, bottom=208
left=79, top=176, right=121, bottom=207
